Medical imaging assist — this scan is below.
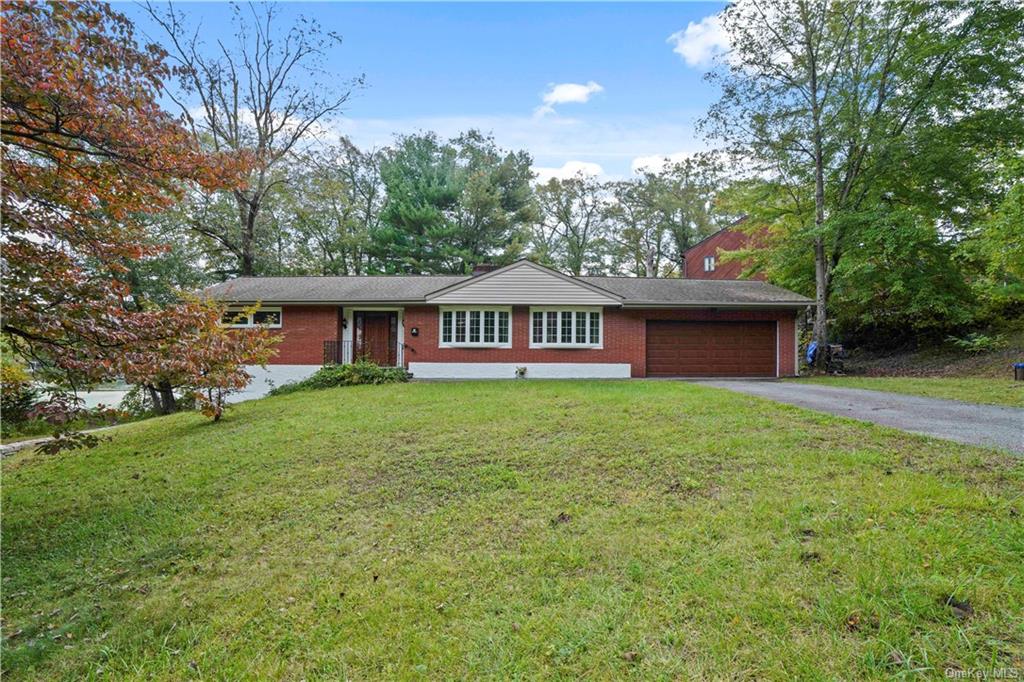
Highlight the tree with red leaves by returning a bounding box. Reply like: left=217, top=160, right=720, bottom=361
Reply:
left=1, top=2, right=278, bottom=435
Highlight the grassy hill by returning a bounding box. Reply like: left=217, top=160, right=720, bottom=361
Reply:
left=3, top=381, right=1022, bottom=679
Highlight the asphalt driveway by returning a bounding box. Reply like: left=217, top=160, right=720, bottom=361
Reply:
left=696, top=380, right=1023, bottom=455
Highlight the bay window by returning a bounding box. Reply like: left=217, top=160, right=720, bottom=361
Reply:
left=529, top=307, right=602, bottom=348
left=440, top=307, right=511, bottom=347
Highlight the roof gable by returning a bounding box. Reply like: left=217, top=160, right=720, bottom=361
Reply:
left=426, top=260, right=622, bottom=305
left=681, top=217, right=752, bottom=256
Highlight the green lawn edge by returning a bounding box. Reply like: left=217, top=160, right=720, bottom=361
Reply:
left=789, top=376, right=1024, bottom=408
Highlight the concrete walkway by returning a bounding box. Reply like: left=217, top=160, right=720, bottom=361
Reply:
left=0, top=423, right=126, bottom=458
left=695, top=380, right=1023, bottom=455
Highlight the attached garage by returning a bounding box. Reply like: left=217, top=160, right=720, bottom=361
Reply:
left=645, top=320, right=778, bottom=377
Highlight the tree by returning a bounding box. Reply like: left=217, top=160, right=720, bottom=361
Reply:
left=121, top=301, right=279, bottom=420
left=1, top=1, right=276, bottom=435
left=644, top=154, right=728, bottom=274
left=828, top=208, right=973, bottom=343
left=144, top=1, right=363, bottom=276
left=703, top=0, right=1024, bottom=364
left=375, top=131, right=536, bottom=273
left=534, top=174, right=609, bottom=276
left=606, top=175, right=671, bottom=276
left=282, top=139, right=384, bottom=275
left=958, top=175, right=1024, bottom=321
left=606, top=178, right=665, bottom=276
left=449, top=131, right=537, bottom=270
left=128, top=212, right=217, bottom=306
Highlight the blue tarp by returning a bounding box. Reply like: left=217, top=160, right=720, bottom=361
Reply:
left=806, top=341, right=818, bottom=365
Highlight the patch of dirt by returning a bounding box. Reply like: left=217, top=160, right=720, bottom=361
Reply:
left=664, top=478, right=721, bottom=499
left=551, top=512, right=571, bottom=525
left=844, top=611, right=880, bottom=633
left=941, top=595, right=974, bottom=620
left=886, top=650, right=905, bottom=668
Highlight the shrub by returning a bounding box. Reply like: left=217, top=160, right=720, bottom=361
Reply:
left=118, top=385, right=157, bottom=417
left=1, top=362, right=39, bottom=423
left=268, top=361, right=410, bottom=396
left=947, top=332, right=1007, bottom=354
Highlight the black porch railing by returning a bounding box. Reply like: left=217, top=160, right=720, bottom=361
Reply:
left=323, top=340, right=353, bottom=366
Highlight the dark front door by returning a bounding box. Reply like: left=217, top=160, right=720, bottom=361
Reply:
left=354, top=311, right=397, bottom=365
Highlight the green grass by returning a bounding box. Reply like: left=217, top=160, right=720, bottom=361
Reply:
left=3, top=381, right=1022, bottom=680
left=792, top=376, right=1024, bottom=408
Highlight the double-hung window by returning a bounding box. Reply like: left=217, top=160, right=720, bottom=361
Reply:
left=440, top=307, right=511, bottom=347
left=529, top=307, right=602, bottom=348
left=220, top=306, right=282, bottom=328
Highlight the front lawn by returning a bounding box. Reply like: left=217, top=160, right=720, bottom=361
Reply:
left=792, top=376, right=1024, bottom=408
left=3, top=381, right=1022, bottom=679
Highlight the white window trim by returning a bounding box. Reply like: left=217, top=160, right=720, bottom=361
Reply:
left=704, top=255, right=716, bottom=272
left=438, top=306, right=512, bottom=348
left=220, top=306, right=283, bottom=329
left=528, top=306, right=603, bottom=349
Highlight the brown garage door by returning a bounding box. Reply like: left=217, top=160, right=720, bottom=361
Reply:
left=646, top=321, right=777, bottom=377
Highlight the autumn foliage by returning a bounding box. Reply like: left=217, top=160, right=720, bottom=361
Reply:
left=1, top=2, right=276, bottom=424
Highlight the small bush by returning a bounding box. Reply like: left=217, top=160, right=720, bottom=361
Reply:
left=947, top=332, right=1007, bottom=355
left=1, top=363, right=39, bottom=423
left=118, top=385, right=154, bottom=417
left=268, top=361, right=410, bottom=396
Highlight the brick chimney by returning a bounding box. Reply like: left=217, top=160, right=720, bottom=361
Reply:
left=471, top=263, right=500, bottom=277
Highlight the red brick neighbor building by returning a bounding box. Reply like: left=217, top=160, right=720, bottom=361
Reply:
left=681, top=224, right=766, bottom=281
left=205, top=260, right=810, bottom=394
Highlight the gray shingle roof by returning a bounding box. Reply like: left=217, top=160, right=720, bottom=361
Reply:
left=579, top=277, right=812, bottom=306
left=204, top=272, right=811, bottom=306
left=203, top=275, right=470, bottom=303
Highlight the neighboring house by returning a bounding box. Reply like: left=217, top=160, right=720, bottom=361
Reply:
left=205, top=259, right=811, bottom=392
left=682, top=223, right=766, bottom=281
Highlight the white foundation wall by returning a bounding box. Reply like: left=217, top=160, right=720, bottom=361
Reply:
left=408, top=362, right=631, bottom=380
left=230, top=364, right=322, bottom=403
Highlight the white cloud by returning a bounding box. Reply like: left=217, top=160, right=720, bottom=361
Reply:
left=667, top=14, right=729, bottom=67
left=534, top=81, right=604, bottom=117
left=532, top=160, right=604, bottom=184
left=631, top=151, right=697, bottom=174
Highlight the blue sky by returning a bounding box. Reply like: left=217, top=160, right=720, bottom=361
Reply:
left=121, top=2, right=730, bottom=179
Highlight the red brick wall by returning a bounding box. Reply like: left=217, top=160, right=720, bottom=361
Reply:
left=683, top=229, right=766, bottom=280
left=403, top=306, right=798, bottom=377
left=268, top=305, right=339, bottom=365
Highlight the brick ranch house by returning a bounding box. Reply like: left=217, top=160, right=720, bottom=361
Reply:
left=205, top=260, right=811, bottom=393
